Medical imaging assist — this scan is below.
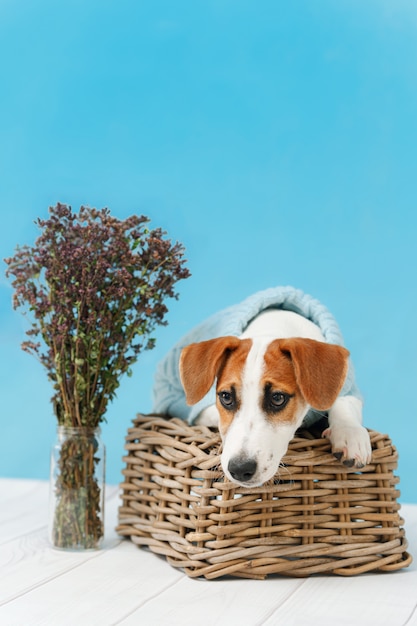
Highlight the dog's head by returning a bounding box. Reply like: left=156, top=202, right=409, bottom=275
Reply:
left=179, top=336, right=349, bottom=487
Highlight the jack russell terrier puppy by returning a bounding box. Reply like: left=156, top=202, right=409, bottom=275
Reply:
left=153, top=287, right=372, bottom=488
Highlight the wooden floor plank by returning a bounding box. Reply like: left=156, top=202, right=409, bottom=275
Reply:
left=117, top=576, right=306, bottom=626
left=0, top=542, right=184, bottom=626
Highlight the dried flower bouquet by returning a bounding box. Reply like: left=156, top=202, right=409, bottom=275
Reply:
left=5, top=203, right=190, bottom=548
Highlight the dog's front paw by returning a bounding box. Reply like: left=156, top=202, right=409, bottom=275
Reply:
left=322, top=424, right=372, bottom=468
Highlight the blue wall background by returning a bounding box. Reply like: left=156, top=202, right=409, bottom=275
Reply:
left=1, top=0, right=416, bottom=502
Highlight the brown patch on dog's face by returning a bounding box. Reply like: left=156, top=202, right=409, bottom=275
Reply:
left=267, top=338, right=349, bottom=410
left=260, top=347, right=307, bottom=424
left=214, top=339, right=252, bottom=436
left=179, top=336, right=251, bottom=408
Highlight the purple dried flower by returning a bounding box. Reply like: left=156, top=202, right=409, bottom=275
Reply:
left=5, top=203, right=190, bottom=427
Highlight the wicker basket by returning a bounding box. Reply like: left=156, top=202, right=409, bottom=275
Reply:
left=117, top=414, right=412, bottom=580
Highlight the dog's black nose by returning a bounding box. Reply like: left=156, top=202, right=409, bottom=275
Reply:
left=228, top=457, right=257, bottom=483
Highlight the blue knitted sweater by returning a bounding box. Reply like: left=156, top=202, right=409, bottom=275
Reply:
left=152, top=286, right=361, bottom=425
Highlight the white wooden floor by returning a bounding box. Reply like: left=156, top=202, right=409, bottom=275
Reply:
left=0, top=478, right=416, bottom=626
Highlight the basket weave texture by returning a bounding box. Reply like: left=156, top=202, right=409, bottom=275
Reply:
left=117, top=414, right=412, bottom=580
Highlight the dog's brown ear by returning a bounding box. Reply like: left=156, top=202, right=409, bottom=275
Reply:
left=277, top=338, right=349, bottom=410
left=179, top=336, right=241, bottom=405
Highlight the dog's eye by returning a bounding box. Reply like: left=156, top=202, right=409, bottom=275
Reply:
left=270, top=392, right=289, bottom=410
left=218, top=390, right=236, bottom=410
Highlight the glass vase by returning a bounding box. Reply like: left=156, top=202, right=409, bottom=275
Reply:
left=49, top=426, right=106, bottom=550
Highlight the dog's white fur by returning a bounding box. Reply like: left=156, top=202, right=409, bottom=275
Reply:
left=181, top=309, right=372, bottom=488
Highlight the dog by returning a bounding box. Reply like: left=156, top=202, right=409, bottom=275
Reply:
left=179, top=307, right=372, bottom=488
